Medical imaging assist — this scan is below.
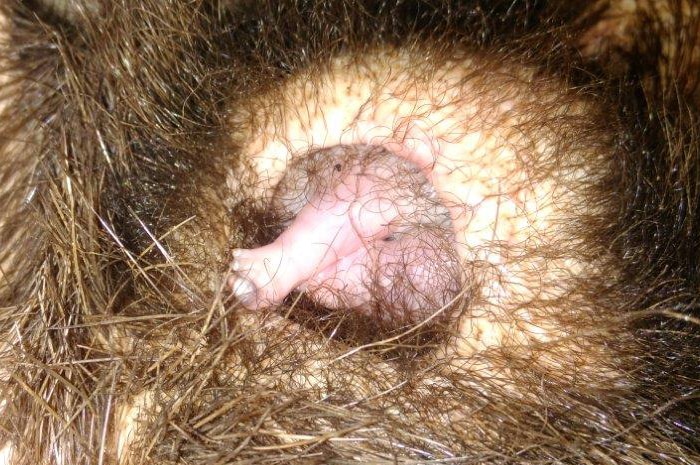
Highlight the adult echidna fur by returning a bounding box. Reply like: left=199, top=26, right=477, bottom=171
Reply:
left=0, top=1, right=699, bottom=464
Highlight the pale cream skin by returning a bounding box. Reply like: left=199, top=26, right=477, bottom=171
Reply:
left=227, top=51, right=594, bottom=359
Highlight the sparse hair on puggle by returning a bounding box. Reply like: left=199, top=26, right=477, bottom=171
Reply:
left=0, top=1, right=699, bottom=464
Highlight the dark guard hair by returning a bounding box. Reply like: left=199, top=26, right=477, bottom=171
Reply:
left=0, top=1, right=699, bottom=464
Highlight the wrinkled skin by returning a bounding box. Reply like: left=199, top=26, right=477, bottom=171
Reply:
left=0, top=1, right=699, bottom=464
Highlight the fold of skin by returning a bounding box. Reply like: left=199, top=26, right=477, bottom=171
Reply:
left=227, top=51, right=612, bottom=361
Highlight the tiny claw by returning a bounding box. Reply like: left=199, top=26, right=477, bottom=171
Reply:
left=229, top=276, right=257, bottom=306
left=230, top=250, right=248, bottom=272
left=230, top=260, right=244, bottom=272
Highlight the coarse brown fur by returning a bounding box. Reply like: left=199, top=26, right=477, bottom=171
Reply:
left=0, top=1, right=699, bottom=464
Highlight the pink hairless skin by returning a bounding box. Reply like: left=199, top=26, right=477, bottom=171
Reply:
left=227, top=152, right=454, bottom=313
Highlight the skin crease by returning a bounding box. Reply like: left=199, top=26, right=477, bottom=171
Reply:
left=0, top=1, right=699, bottom=465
